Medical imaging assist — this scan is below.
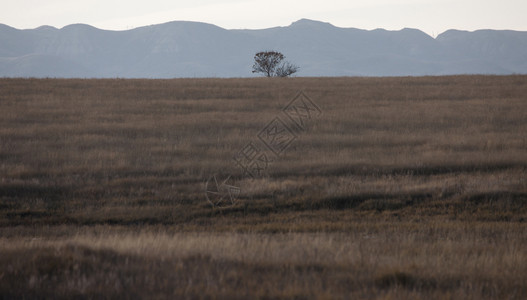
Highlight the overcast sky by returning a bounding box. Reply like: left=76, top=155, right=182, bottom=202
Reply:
left=2, top=0, right=526, bottom=37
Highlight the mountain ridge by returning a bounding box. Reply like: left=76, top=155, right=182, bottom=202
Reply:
left=1, top=19, right=526, bottom=78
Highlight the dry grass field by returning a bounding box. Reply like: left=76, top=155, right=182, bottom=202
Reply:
left=0, top=76, right=526, bottom=299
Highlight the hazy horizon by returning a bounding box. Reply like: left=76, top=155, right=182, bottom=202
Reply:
left=3, top=18, right=527, bottom=39
left=2, top=17, right=527, bottom=78
left=2, top=0, right=526, bottom=37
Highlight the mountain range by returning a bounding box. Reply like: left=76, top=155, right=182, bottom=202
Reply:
left=1, top=19, right=527, bottom=78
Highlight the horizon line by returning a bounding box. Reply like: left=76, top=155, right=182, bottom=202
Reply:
left=1, top=18, right=526, bottom=39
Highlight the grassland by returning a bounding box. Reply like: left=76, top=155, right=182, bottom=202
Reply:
left=0, top=76, right=526, bottom=299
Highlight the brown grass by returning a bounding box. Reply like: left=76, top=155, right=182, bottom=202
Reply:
left=0, top=76, right=526, bottom=299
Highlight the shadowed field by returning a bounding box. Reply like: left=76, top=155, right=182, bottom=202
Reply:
left=0, top=76, right=526, bottom=299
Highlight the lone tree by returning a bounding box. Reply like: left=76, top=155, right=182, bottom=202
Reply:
left=252, top=51, right=298, bottom=77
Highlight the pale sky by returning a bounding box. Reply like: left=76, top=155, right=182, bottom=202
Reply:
left=2, top=0, right=526, bottom=37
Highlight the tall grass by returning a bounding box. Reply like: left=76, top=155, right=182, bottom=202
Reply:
left=0, top=76, right=526, bottom=298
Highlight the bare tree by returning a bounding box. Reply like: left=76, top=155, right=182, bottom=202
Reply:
left=276, top=62, right=299, bottom=77
left=252, top=51, right=298, bottom=77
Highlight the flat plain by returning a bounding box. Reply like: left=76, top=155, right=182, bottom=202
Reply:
left=0, top=76, right=526, bottom=299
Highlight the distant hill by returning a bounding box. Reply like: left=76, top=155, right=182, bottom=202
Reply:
left=1, top=19, right=527, bottom=78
